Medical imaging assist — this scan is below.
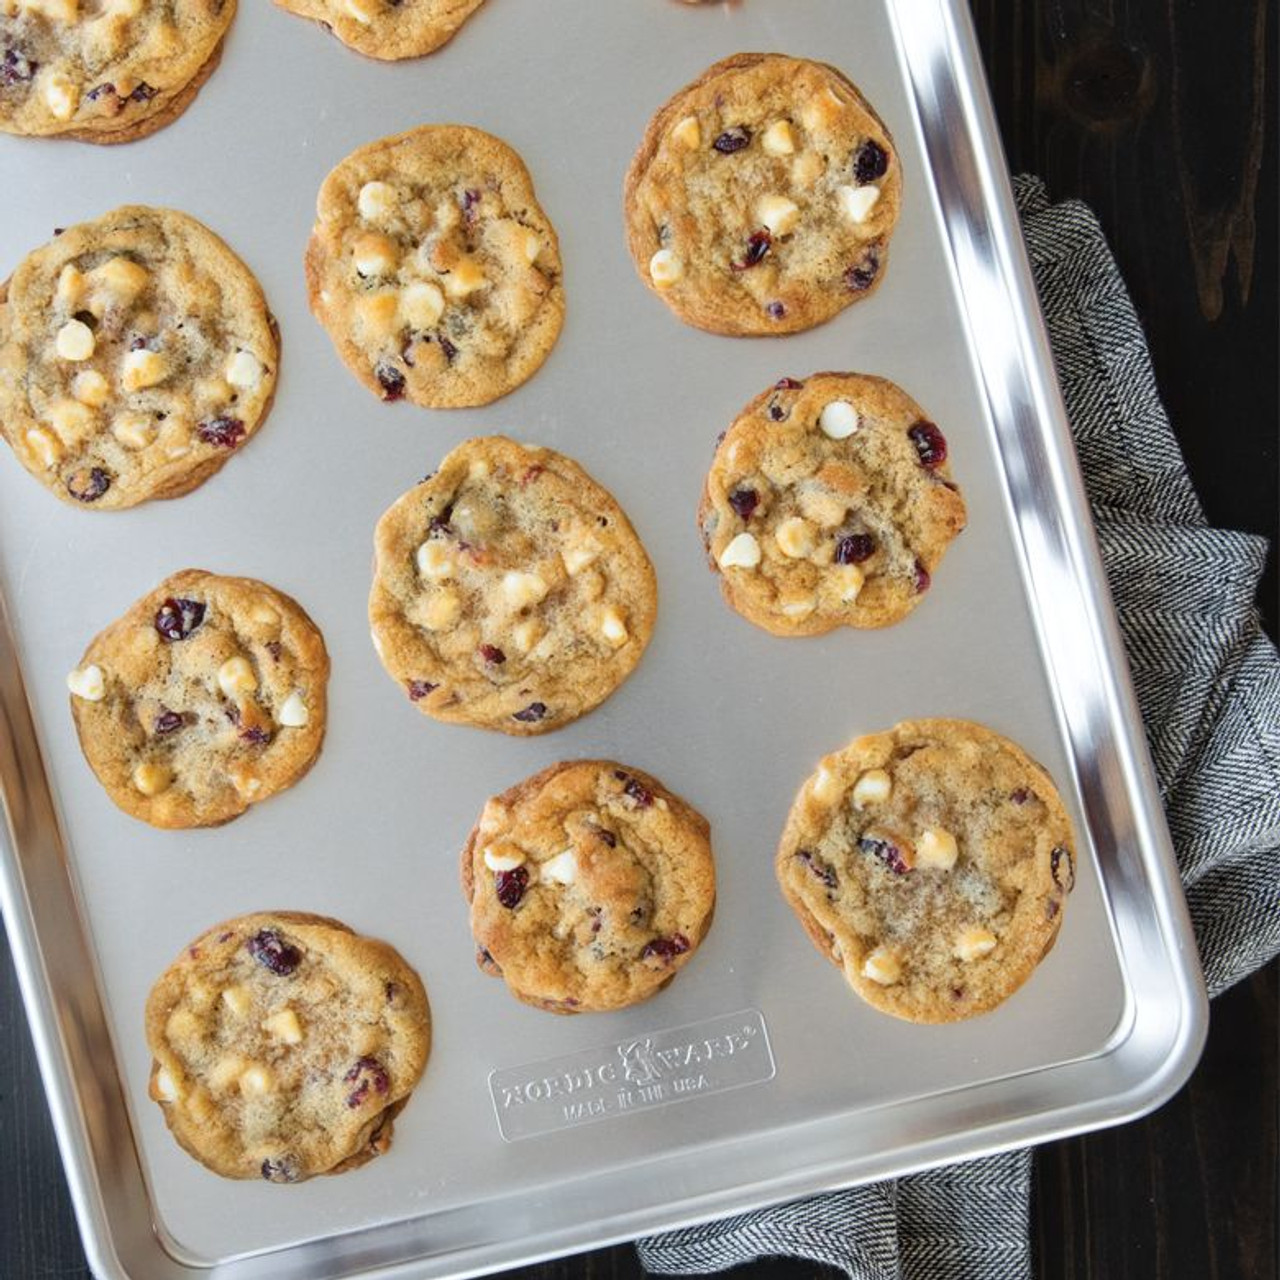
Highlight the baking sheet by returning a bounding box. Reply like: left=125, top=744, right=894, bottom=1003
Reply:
left=0, top=1, right=1203, bottom=1276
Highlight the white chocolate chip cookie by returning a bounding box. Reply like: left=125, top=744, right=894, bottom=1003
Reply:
left=274, top=0, right=482, bottom=61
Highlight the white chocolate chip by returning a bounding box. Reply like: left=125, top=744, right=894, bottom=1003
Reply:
left=522, top=229, right=542, bottom=264
left=510, top=619, right=542, bottom=654
left=775, top=516, right=815, bottom=559
left=836, top=564, right=865, bottom=603
left=819, top=400, right=860, bottom=440
left=852, top=768, right=892, bottom=810
left=672, top=114, right=701, bottom=149
left=249, top=603, right=279, bottom=626
left=262, top=1008, right=304, bottom=1045
left=343, top=0, right=375, bottom=24
left=353, top=232, right=399, bottom=278
left=562, top=540, right=601, bottom=575
left=25, top=428, right=61, bottom=469
left=416, top=540, right=453, bottom=579
left=72, top=370, right=110, bottom=407
left=217, top=655, right=258, bottom=698
left=757, top=195, right=800, bottom=237
left=356, top=291, right=399, bottom=338
left=66, top=665, right=105, bottom=701
left=600, top=606, right=629, bottom=647
left=718, top=531, right=761, bottom=570
left=121, top=348, right=168, bottom=391
left=810, top=765, right=844, bottom=805
left=229, top=765, right=261, bottom=797
left=423, top=590, right=462, bottom=631
left=797, top=489, right=847, bottom=528
left=225, top=350, right=262, bottom=390
left=916, top=827, right=959, bottom=871
left=444, top=256, right=487, bottom=300
left=801, top=86, right=846, bottom=133
left=862, top=946, right=902, bottom=986
left=55, top=264, right=85, bottom=310
left=483, top=844, right=526, bottom=872
left=357, top=180, right=397, bottom=223
left=132, top=762, right=171, bottom=797
left=42, top=71, right=79, bottom=121
left=221, top=985, right=252, bottom=1017
left=277, top=692, right=309, bottom=728
left=502, top=571, right=549, bottom=610
left=154, top=1067, right=178, bottom=1102
left=540, top=849, right=577, bottom=886
left=649, top=249, right=683, bottom=289
left=45, top=398, right=95, bottom=444
left=112, top=411, right=156, bottom=450
left=838, top=184, right=881, bottom=224
left=87, top=257, right=149, bottom=308
left=954, top=926, right=998, bottom=962
left=780, top=596, right=817, bottom=619
left=239, top=1063, right=275, bottom=1097
left=401, top=281, right=445, bottom=329
left=55, top=319, right=95, bottom=361
left=207, top=1054, right=248, bottom=1091
left=761, top=119, right=797, bottom=156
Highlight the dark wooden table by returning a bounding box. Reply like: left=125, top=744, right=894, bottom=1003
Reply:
left=3, top=2, right=1276, bottom=1276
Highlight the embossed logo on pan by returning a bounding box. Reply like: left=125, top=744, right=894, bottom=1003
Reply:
left=488, top=1010, right=775, bottom=1141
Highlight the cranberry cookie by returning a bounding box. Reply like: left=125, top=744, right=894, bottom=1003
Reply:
left=776, top=719, right=1076, bottom=1023
left=305, top=125, right=564, bottom=408
left=146, top=912, right=431, bottom=1182
left=0, top=0, right=233, bottom=142
left=274, top=0, right=481, bottom=60
left=699, top=372, right=966, bottom=635
left=0, top=207, right=278, bottom=510
left=68, top=570, right=328, bottom=828
left=624, top=53, right=901, bottom=335
left=463, top=761, right=716, bottom=1013
left=370, top=437, right=656, bottom=735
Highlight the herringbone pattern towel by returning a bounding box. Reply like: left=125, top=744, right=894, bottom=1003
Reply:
left=636, top=177, right=1280, bottom=1280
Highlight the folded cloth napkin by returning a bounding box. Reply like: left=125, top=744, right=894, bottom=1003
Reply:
left=636, top=176, right=1280, bottom=1280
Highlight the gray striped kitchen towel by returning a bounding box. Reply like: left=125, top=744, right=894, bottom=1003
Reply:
left=637, top=176, right=1280, bottom=1279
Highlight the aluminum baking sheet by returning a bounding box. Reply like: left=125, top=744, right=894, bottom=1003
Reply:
left=0, top=1, right=1207, bottom=1277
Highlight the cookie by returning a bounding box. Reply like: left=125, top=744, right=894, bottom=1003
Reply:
left=624, top=53, right=902, bottom=336
left=0, top=0, right=233, bottom=142
left=0, top=207, right=279, bottom=510
left=699, top=372, right=966, bottom=635
left=462, top=761, right=716, bottom=1013
left=67, top=570, right=328, bottom=828
left=305, top=125, right=564, bottom=409
left=776, top=719, right=1076, bottom=1023
left=146, top=911, right=431, bottom=1182
left=274, top=0, right=482, bottom=61
left=370, top=436, right=656, bottom=735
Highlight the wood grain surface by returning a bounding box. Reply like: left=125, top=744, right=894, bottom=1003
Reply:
left=1, top=2, right=1275, bottom=1277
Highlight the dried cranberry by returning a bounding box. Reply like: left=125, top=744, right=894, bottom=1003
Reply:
left=1010, top=788, right=1032, bottom=805
left=859, top=834, right=911, bottom=876
left=129, top=81, right=156, bottom=103
left=1, top=49, right=37, bottom=86
left=615, top=772, right=653, bottom=808
left=266, top=640, right=282, bottom=662
left=835, top=533, right=876, bottom=564
left=438, top=337, right=458, bottom=364
left=460, top=188, right=481, bottom=221
left=907, top=421, right=947, bottom=468
left=512, top=701, right=547, bottom=723
left=775, top=378, right=803, bottom=390
left=154, top=597, right=206, bottom=641
left=796, top=849, right=837, bottom=889
left=67, top=466, right=111, bottom=503
left=1051, top=845, right=1075, bottom=892
left=520, top=464, right=545, bottom=485
left=197, top=416, right=245, bottom=448
left=407, top=680, right=437, bottom=701
left=495, top=866, right=529, bottom=908
left=728, top=487, right=759, bottom=520
left=766, top=301, right=786, bottom=320
left=479, top=644, right=506, bottom=665
left=712, top=126, right=751, bottom=154
left=845, top=247, right=881, bottom=292
left=248, top=929, right=301, bottom=976
left=853, top=140, right=889, bottom=185
left=428, top=502, right=454, bottom=536
left=260, top=1156, right=299, bottom=1183
left=1047, top=899, right=1060, bottom=920
left=86, top=82, right=116, bottom=101
left=375, top=363, right=405, bottom=400
left=593, top=827, right=618, bottom=848
left=344, top=1056, right=390, bottom=1108
left=240, top=725, right=271, bottom=745
left=913, top=561, right=931, bottom=593
left=640, top=935, right=690, bottom=962
left=154, top=710, right=185, bottom=735
left=732, top=229, right=772, bottom=271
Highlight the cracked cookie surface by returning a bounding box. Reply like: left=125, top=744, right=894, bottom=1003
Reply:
left=462, top=761, right=716, bottom=1013
left=275, top=0, right=481, bottom=60
left=146, top=911, right=430, bottom=1182
left=306, top=125, right=564, bottom=408
left=370, top=436, right=656, bottom=735
left=776, top=719, right=1076, bottom=1023
left=699, top=372, right=966, bottom=635
left=0, top=207, right=278, bottom=510
left=68, top=570, right=328, bottom=828
left=624, top=53, right=902, bottom=336
left=0, top=0, right=233, bottom=140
